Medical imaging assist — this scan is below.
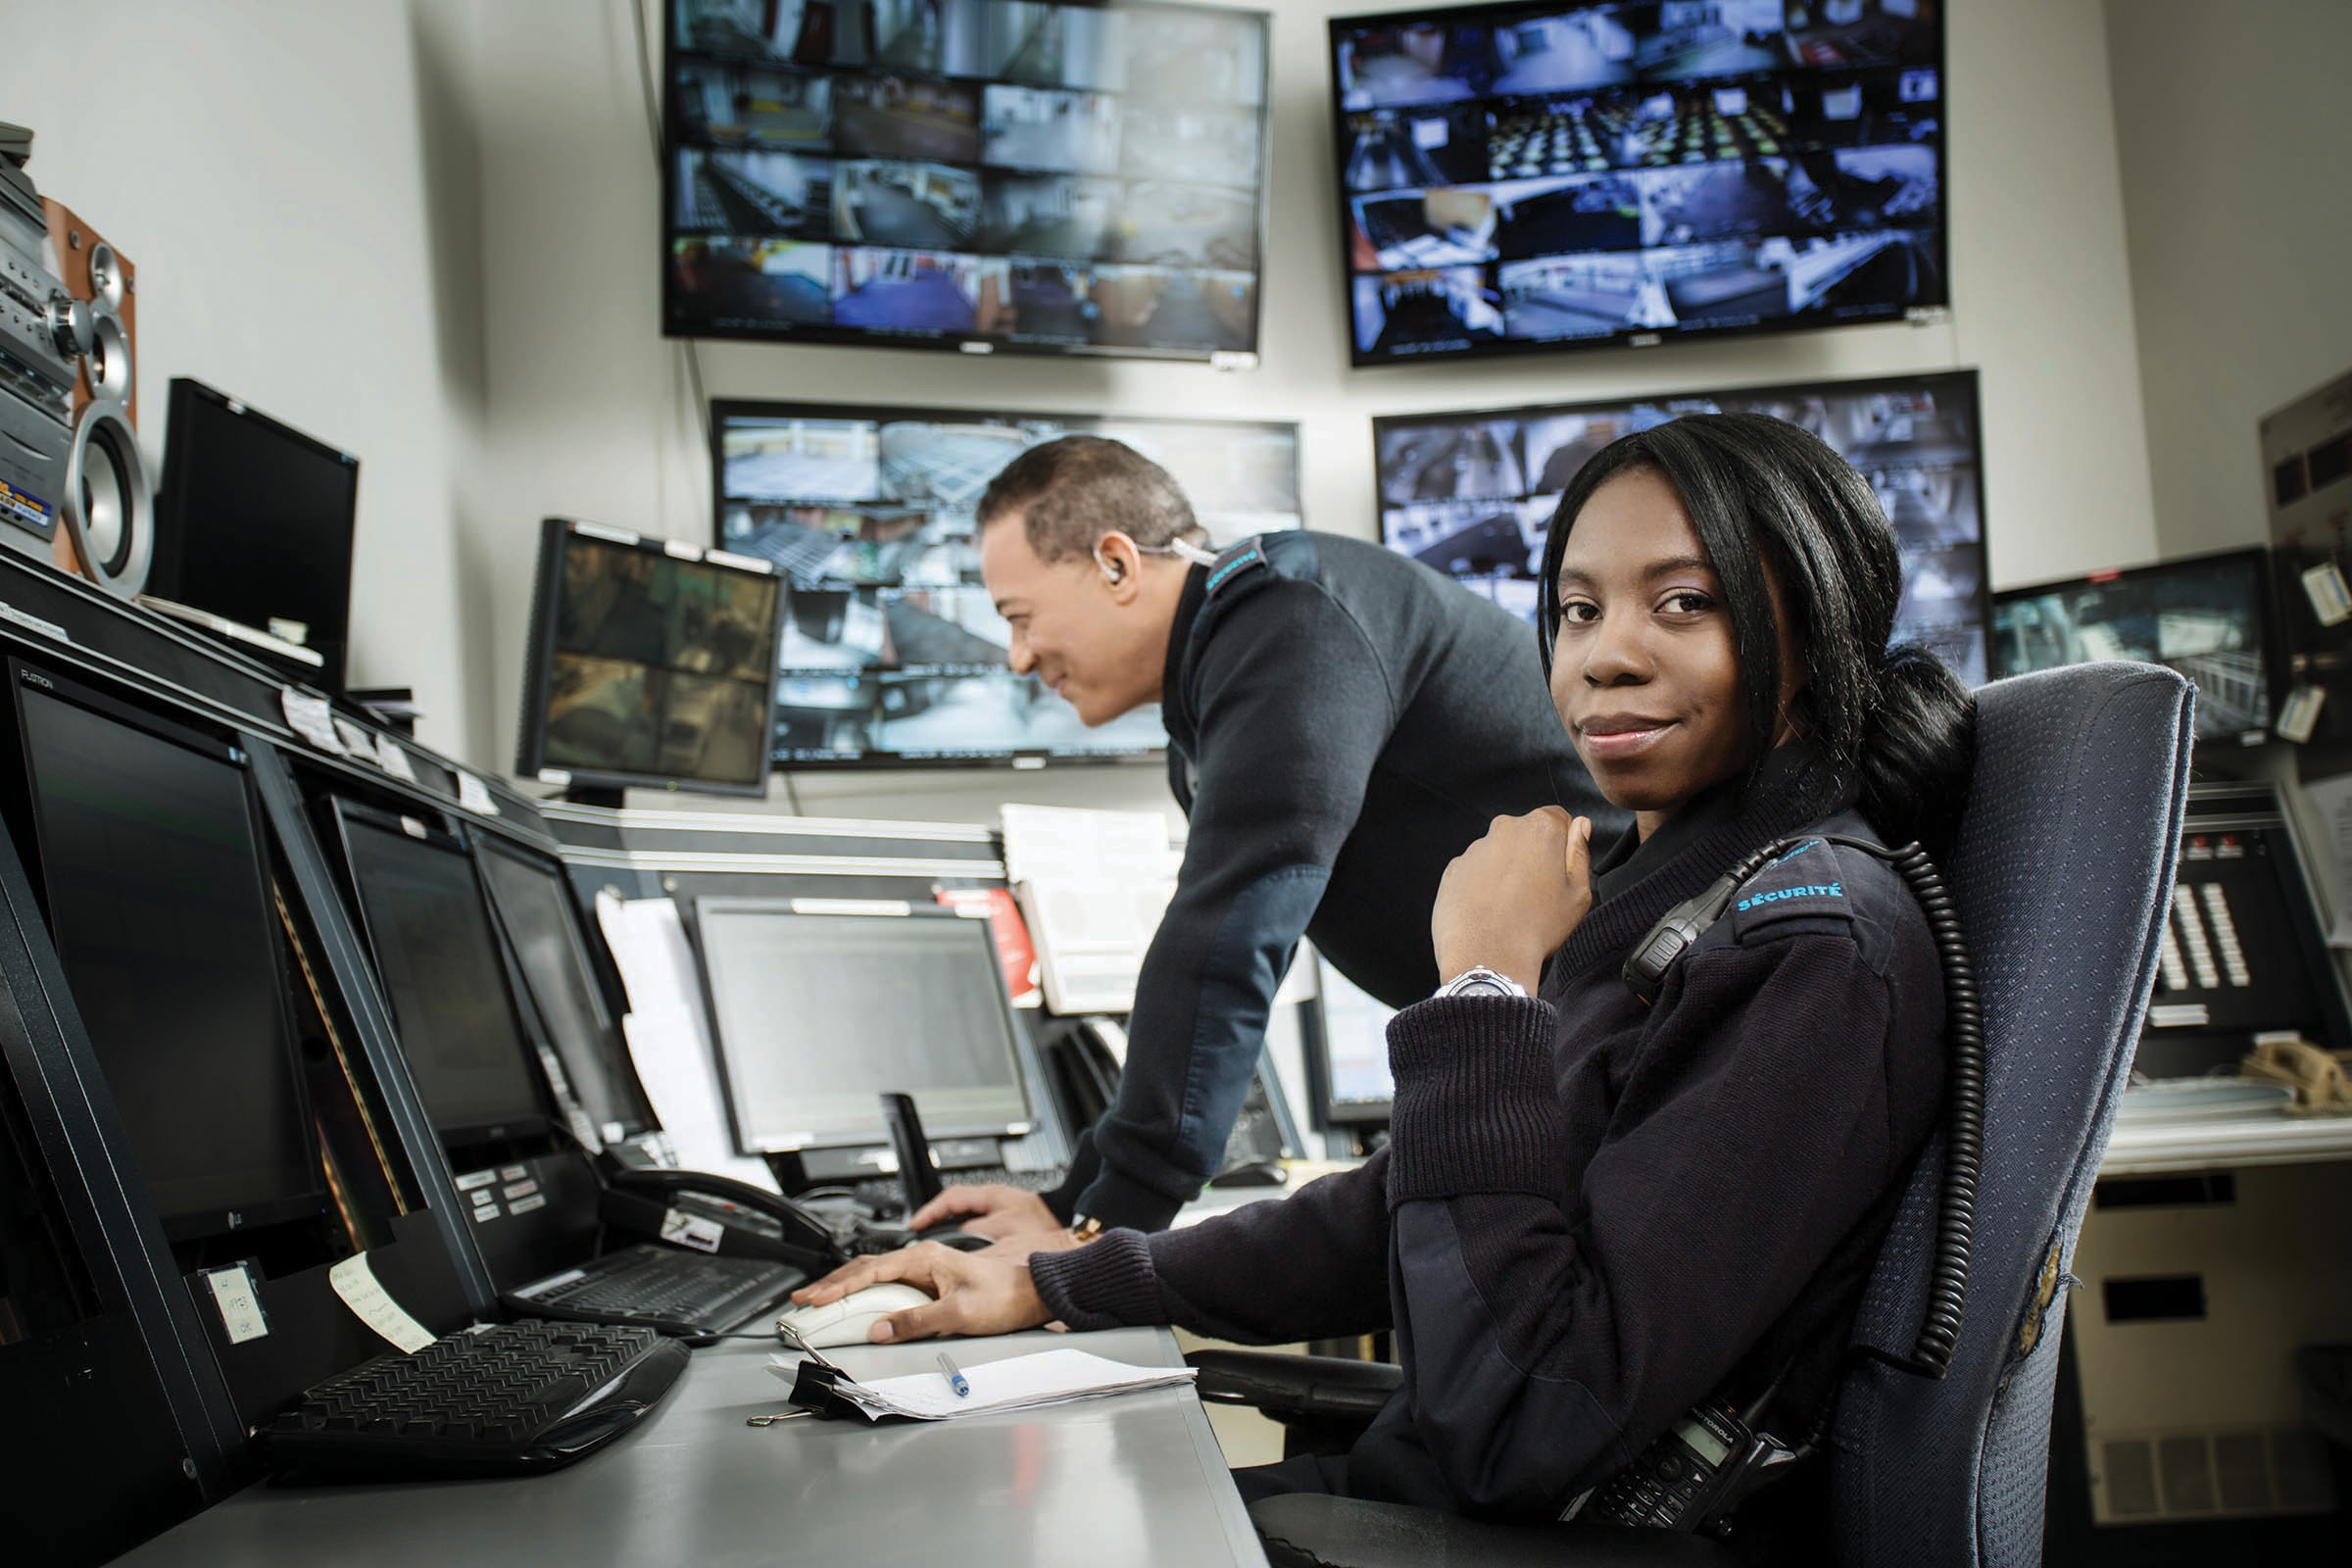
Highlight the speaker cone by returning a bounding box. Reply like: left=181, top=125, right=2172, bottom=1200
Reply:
left=63, top=403, right=151, bottom=597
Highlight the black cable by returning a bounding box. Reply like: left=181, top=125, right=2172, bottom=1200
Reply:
left=780, top=770, right=806, bottom=815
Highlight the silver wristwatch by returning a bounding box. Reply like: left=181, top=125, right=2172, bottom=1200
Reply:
left=1437, top=965, right=1529, bottom=1000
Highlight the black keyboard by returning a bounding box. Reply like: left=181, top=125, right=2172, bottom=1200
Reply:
left=848, top=1164, right=1066, bottom=1218
left=504, top=1242, right=805, bottom=1335
left=262, top=1321, right=686, bottom=1480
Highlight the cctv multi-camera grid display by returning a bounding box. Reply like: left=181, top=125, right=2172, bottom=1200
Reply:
left=1374, top=367, right=1989, bottom=686
left=711, top=398, right=1301, bottom=767
left=514, top=517, right=790, bottom=800
left=1332, top=0, right=1948, bottom=366
left=664, top=0, right=1271, bottom=362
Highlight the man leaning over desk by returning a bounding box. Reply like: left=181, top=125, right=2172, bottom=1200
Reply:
left=917, top=435, right=1625, bottom=1251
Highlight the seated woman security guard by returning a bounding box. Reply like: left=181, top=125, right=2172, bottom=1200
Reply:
left=790, top=413, right=1973, bottom=1545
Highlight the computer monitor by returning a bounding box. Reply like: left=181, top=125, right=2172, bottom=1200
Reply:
left=1992, top=549, right=2275, bottom=746
left=474, top=836, right=658, bottom=1141
left=332, top=803, right=549, bottom=1147
left=10, top=662, right=325, bottom=1238
left=514, top=517, right=788, bottom=799
left=149, top=377, right=363, bottom=692
left=1305, top=954, right=1398, bottom=1129
left=1373, top=368, right=1989, bottom=685
left=712, top=398, right=1302, bottom=766
left=691, top=900, right=1032, bottom=1153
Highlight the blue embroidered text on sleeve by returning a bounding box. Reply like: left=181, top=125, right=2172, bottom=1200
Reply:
left=1736, top=883, right=1842, bottom=911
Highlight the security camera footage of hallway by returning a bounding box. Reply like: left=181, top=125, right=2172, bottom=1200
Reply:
left=1374, top=372, right=1988, bottom=687
left=667, top=0, right=1268, bottom=360
left=1335, top=1, right=1946, bottom=364
left=715, top=401, right=1301, bottom=764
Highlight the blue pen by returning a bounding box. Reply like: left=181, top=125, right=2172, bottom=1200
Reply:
left=936, top=1350, right=970, bottom=1398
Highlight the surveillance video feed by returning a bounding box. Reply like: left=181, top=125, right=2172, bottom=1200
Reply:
left=1994, top=556, right=2271, bottom=742
left=674, top=148, right=832, bottom=240
left=715, top=400, right=1302, bottom=764
left=1332, top=1, right=1946, bottom=365
left=667, top=0, right=1268, bottom=360
left=832, top=160, right=980, bottom=249
left=540, top=533, right=783, bottom=789
left=1353, top=268, right=1503, bottom=357
left=830, top=75, right=980, bottom=163
left=1373, top=371, right=1989, bottom=686
left=668, top=238, right=833, bottom=331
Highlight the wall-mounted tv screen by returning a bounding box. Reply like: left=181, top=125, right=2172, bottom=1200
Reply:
left=665, top=0, right=1270, bottom=363
left=1373, top=368, right=1986, bottom=684
left=515, top=517, right=788, bottom=798
left=1331, top=1, right=1947, bottom=367
left=710, top=398, right=1301, bottom=766
left=1993, top=549, right=2274, bottom=746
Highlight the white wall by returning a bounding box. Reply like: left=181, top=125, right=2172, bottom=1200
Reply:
left=2104, top=0, right=2352, bottom=561
left=11, top=0, right=487, bottom=762
left=18, top=0, right=2164, bottom=824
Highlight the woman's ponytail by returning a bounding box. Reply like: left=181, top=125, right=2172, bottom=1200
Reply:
left=1856, top=642, right=1976, bottom=859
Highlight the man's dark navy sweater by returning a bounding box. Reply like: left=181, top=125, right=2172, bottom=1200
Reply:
left=1050, top=530, right=1624, bottom=1231
left=1031, top=751, right=1947, bottom=1539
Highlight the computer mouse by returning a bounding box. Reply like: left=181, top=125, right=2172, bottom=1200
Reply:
left=776, top=1282, right=932, bottom=1348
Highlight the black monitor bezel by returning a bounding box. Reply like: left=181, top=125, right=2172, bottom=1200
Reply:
left=6, top=656, right=332, bottom=1242
left=1327, top=0, right=1951, bottom=369
left=684, top=895, right=1036, bottom=1155
left=514, top=515, right=790, bottom=799
left=150, top=376, right=363, bottom=692
left=1990, top=546, right=2279, bottom=747
left=327, top=797, right=554, bottom=1149
left=660, top=0, right=1275, bottom=366
left=1369, top=366, right=1992, bottom=686
left=469, top=831, right=659, bottom=1141
left=710, top=395, right=1302, bottom=770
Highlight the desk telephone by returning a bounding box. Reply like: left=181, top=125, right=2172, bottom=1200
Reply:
left=594, top=1160, right=842, bottom=1274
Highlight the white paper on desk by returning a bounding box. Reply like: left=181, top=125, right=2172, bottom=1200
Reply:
left=767, top=1348, right=1196, bottom=1421
left=1001, top=804, right=1176, bottom=885
left=595, top=895, right=777, bottom=1191
left=2302, top=772, right=2352, bottom=948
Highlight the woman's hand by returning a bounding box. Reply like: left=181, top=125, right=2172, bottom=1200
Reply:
left=789, top=1242, right=1053, bottom=1343
left=1430, top=808, right=1593, bottom=993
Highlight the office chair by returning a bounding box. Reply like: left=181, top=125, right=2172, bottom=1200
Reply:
left=1195, top=662, right=2196, bottom=1567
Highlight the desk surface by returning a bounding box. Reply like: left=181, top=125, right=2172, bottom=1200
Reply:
left=116, top=1327, right=1267, bottom=1568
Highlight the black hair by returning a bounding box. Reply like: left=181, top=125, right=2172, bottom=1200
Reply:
left=1536, top=412, right=1976, bottom=857
left=975, top=435, right=1200, bottom=564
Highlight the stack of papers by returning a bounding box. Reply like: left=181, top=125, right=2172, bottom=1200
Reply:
left=769, top=1348, right=1196, bottom=1422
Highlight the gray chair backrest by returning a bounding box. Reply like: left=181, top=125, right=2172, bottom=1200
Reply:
left=1829, top=662, right=2195, bottom=1567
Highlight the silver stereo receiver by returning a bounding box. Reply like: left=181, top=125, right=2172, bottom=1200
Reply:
left=0, top=146, right=83, bottom=563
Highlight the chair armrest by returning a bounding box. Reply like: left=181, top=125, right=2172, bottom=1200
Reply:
left=1185, top=1349, right=1403, bottom=1425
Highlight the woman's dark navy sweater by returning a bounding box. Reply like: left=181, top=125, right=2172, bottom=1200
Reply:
left=1030, top=752, right=1947, bottom=1525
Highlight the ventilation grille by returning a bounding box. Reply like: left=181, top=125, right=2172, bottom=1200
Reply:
left=2093, top=1427, right=2336, bottom=1524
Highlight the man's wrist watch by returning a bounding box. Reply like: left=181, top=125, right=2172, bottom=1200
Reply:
left=1438, top=965, right=1530, bottom=1000
left=1069, top=1215, right=1107, bottom=1245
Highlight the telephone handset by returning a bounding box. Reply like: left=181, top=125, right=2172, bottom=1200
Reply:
left=595, top=1161, right=842, bottom=1274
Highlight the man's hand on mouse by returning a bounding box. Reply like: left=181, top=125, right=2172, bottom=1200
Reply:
left=791, top=1242, right=1053, bottom=1344
left=907, top=1182, right=1059, bottom=1239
